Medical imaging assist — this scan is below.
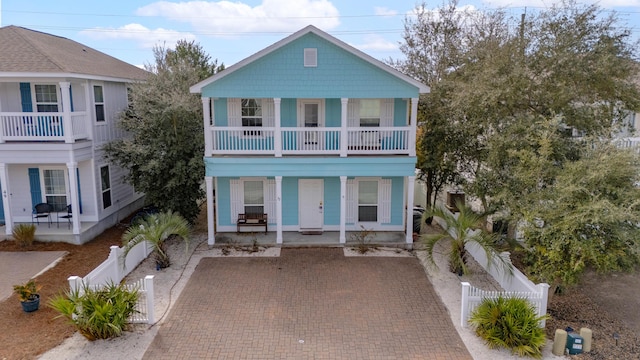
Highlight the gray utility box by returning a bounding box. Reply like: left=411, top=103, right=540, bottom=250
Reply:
left=566, top=333, right=584, bottom=355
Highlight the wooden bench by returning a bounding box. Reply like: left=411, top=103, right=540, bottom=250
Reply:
left=237, top=213, right=268, bottom=233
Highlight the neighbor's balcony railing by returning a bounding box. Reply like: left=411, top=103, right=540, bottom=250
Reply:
left=0, top=112, right=90, bottom=143
left=207, top=126, right=411, bottom=155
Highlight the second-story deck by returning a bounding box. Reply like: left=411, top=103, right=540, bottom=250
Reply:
left=0, top=112, right=90, bottom=143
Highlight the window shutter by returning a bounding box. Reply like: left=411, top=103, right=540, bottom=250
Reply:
left=265, top=179, right=276, bottom=223
left=230, top=179, right=241, bottom=222
left=227, top=98, right=241, bottom=127
left=20, top=83, right=33, bottom=112
left=379, top=179, right=391, bottom=223
left=347, top=100, right=359, bottom=127
left=262, top=99, right=275, bottom=127
left=76, top=168, right=83, bottom=214
left=28, top=168, right=41, bottom=209
left=346, top=179, right=356, bottom=223
left=381, top=99, right=394, bottom=127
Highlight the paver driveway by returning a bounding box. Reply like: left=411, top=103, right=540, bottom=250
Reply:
left=143, top=248, right=472, bottom=359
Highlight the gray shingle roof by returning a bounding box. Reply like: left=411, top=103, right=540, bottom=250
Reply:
left=0, top=25, right=148, bottom=80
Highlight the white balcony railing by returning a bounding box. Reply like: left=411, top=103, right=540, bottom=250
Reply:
left=0, top=112, right=90, bottom=143
left=207, top=126, right=411, bottom=155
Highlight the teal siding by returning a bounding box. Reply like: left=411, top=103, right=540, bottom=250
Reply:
left=394, top=98, right=407, bottom=126
left=217, top=177, right=232, bottom=226
left=281, top=177, right=298, bottom=225
left=20, top=83, right=32, bottom=112
left=281, top=98, right=297, bottom=127
left=390, top=177, right=404, bottom=225
left=323, top=177, right=340, bottom=225
left=201, top=33, right=420, bottom=99
left=28, top=168, right=42, bottom=208
left=325, top=99, right=341, bottom=127
left=213, top=98, right=228, bottom=126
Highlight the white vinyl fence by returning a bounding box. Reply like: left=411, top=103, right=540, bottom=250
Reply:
left=67, top=241, right=156, bottom=324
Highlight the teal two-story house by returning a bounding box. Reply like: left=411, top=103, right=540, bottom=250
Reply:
left=190, top=25, right=429, bottom=246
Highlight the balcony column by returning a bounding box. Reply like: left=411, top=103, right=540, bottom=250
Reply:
left=275, top=176, right=283, bottom=244
left=339, top=176, right=347, bottom=243
left=0, top=163, right=13, bottom=235
left=409, top=98, right=418, bottom=157
left=66, top=162, right=81, bottom=234
left=340, top=98, right=348, bottom=157
left=205, top=176, right=215, bottom=245
left=82, top=82, right=94, bottom=141
left=274, top=98, right=282, bottom=157
left=406, top=175, right=415, bottom=245
left=59, top=82, right=74, bottom=143
left=202, top=97, right=212, bottom=157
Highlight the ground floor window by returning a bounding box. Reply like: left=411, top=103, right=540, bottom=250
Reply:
left=100, top=165, right=112, bottom=209
left=42, top=169, right=66, bottom=211
left=243, top=180, right=264, bottom=215
left=358, top=180, right=378, bottom=222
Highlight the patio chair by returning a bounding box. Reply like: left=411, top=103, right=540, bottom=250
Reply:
left=32, top=203, right=53, bottom=227
left=57, top=204, right=72, bottom=229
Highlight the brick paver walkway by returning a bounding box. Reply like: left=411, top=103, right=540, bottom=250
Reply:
left=143, top=248, right=472, bottom=359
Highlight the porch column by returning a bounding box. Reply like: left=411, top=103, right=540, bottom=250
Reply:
left=202, top=97, right=212, bottom=157
left=409, top=98, right=418, bottom=157
left=275, top=176, right=283, bottom=244
left=406, top=175, right=415, bottom=244
left=205, top=176, right=215, bottom=245
left=59, top=82, right=74, bottom=144
left=339, top=176, right=347, bottom=243
left=66, top=162, right=81, bottom=234
left=0, top=163, right=13, bottom=234
left=274, top=98, right=282, bottom=157
left=340, top=98, right=348, bottom=157
left=82, top=82, right=94, bottom=141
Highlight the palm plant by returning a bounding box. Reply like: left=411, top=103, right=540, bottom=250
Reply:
left=122, top=210, right=190, bottom=269
left=422, top=201, right=511, bottom=275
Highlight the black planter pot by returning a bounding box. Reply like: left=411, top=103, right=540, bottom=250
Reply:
left=21, top=294, right=40, bottom=313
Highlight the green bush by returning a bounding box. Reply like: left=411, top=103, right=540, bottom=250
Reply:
left=12, top=224, right=36, bottom=247
left=468, top=296, right=548, bottom=358
left=49, top=282, right=139, bottom=340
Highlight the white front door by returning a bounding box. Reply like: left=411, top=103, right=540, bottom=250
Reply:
left=299, top=179, right=323, bottom=230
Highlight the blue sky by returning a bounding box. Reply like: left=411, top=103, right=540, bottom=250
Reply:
left=1, top=0, right=639, bottom=68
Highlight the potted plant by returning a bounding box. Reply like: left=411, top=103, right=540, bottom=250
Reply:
left=13, top=279, right=41, bottom=312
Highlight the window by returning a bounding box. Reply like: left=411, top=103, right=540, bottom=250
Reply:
left=243, top=180, right=264, bottom=215
left=358, top=180, right=378, bottom=222
left=304, top=48, right=317, bottom=67
left=241, top=98, right=262, bottom=136
left=359, top=99, right=380, bottom=127
left=100, top=165, right=112, bottom=209
left=34, top=85, right=59, bottom=112
left=94, top=85, right=105, bottom=122
left=42, top=169, right=66, bottom=211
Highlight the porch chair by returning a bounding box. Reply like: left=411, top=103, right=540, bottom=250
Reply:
left=57, top=204, right=72, bottom=229
left=32, top=203, right=53, bottom=227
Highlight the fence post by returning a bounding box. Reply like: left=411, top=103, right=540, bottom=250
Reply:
left=461, top=282, right=471, bottom=328
left=145, top=275, right=155, bottom=324
left=537, top=283, right=550, bottom=327
left=68, top=275, right=82, bottom=293
left=109, top=245, right=122, bottom=284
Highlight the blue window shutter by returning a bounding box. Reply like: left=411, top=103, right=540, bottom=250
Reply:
left=69, top=86, right=75, bottom=112
left=28, top=168, right=42, bottom=209
left=20, top=83, right=33, bottom=112
left=76, top=168, right=83, bottom=214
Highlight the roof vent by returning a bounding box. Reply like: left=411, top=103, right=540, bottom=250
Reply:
left=304, top=48, right=317, bottom=67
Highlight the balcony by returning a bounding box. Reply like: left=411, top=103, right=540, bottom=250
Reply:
left=0, top=112, right=90, bottom=143
left=207, top=126, right=412, bottom=156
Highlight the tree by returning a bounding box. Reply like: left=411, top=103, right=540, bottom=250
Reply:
left=122, top=211, right=190, bottom=269
left=104, top=40, right=223, bottom=222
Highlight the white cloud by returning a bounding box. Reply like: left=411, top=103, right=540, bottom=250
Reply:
left=80, top=23, right=196, bottom=48
left=354, top=34, right=398, bottom=52
left=374, top=6, right=398, bottom=16
left=483, top=0, right=640, bottom=8
left=136, top=0, right=340, bottom=34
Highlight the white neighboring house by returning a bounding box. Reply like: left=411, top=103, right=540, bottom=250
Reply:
left=0, top=25, right=148, bottom=244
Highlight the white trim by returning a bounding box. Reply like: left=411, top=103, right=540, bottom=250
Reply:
left=215, top=224, right=406, bottom=233
left=0, top=72, right=145, bottom=83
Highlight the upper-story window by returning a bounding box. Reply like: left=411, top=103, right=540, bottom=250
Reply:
left=359, top=99, right=380, bottom=127
left=34, top=85, right=59, bottom=112
left=94, top=85, right=105, bottom=122
left=241, top=98, right=262, bottom=136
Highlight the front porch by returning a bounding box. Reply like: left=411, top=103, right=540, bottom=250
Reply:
left=213, top=231, right=410, bottom=248
left=1, top=220, right=100, bottom=244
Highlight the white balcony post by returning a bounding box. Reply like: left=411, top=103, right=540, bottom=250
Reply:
left=461, top=282, right=471, bottom=327
left=144, top=275, right=155, bottom=324
left=409, top=98, right=418, bottom=157
left=202, top=97, right=212, bottom=156
left=274, top=98, right=282, bottom=157
left=205, top=176, right=215, bottom=245
left=339, top=176, right=347, bottom=243
left=406, top=175, right=415, bottom=244
left=0, top=163, right=12, bottom=234
left=275, top=176, right=283, bottom=243
left=82, top=82, right=94, bottom=141
left=59, top=82, right=74, bottom=143
left=66, top=162, right=81, bottom=234
left=340, top=98, right=348, bottom=157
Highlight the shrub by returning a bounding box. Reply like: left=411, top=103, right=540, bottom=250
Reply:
left=468, top=296, right=548, bottom=358
left=49, top=282, right=139, bottom=340
left=12, top=224, right=36, bottom=248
